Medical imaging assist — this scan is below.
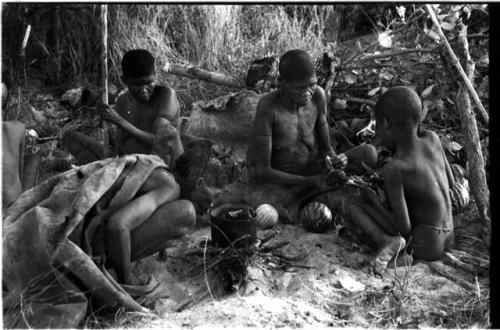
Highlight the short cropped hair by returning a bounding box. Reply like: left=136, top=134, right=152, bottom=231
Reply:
left=375, top=86, right=422, bottom=126
left=121, top=49, right=155, bottom=78
left=279, top=49, right=316, bottom=83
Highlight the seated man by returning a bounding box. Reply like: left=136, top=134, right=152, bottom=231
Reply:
left=213, top=49, right=376, bottom=220
left=333, top=86, right=455, bottom=274
left=103, top=49, right=184, bottom=168
left=96, top=49, right=193, bottom=284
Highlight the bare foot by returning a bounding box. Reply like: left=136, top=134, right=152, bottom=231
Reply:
left=387, top=252, right=413, bottom=269
left=370, top=236, right=406, bottom=276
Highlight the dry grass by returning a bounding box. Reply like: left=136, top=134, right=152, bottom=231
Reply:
left=3, top=4, right=341, bottom=103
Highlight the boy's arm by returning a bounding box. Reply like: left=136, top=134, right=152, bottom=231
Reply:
left=381, top=162, right=412, bottom=235
left=360, top=161, right=411, bottom=235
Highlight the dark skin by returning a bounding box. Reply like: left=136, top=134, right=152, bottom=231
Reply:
left=342, top=97, right=455, bottom=274
left=366, top=115, right=454, bottom=259
left=102, top=73, right=183, bottom=168
left=246, top=74, right=347, bottom=191
left=101, top=72, right=193, bottom=284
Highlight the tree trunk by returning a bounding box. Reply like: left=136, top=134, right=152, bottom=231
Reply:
left=455, top=22, right=490, bottom=224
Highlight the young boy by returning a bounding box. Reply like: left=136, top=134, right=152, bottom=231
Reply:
left=103, top=49, right=183, bottom=168
left=99, top=49, right=194, bottom=284
left=338, top=86, right=455, bottom=274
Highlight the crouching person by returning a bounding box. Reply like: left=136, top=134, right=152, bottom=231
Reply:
left=328, top=86, right=455, bottom=275
left=103, top=165, right=196, bottom=285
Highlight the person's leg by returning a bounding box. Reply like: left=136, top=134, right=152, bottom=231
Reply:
left=341, top=199, right=406, bottom=274
left=106, top=168, right=181, bottom=284
left=130, top=199, right=196, bottom=261
left=407, top=225, right=450, bottom=261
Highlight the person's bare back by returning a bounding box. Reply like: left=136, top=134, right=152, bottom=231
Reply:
left=386, top=129, right=454, bottom=260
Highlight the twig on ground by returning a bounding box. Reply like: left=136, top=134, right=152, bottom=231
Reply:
left=203, top=234, right=215, bottom=301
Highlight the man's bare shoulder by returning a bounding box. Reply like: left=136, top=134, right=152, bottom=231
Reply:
left=312, top=85, right=326, bottom=100
left=256, top=90, right=281, bottom=115
left=152, top=85, right=176, bottom=103
left=259, top=90, right=280, bottom=105
left=115, top=91, right=133, bottom=114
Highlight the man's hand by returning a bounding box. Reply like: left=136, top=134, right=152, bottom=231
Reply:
left=100, top=105, right=123, bottom=126
left=326, top=153, right=348, bottom=170
left=310, top=173, right=331, bottom=191
left=361, top=186, right=380, bottom=205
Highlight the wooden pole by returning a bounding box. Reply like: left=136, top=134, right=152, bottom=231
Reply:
left=101, top=5, right=109, bottom=154
left=425, top=5, right=489, bottom=124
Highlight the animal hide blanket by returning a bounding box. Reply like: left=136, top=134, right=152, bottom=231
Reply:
left=3, top=154, right=169, bottom=328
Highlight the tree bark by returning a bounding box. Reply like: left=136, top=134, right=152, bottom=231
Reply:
left=455, top=22, right=490, bottom=224
left=426, top=5, right=489, bottom=124
left=163, top=63, right=244, bottom=89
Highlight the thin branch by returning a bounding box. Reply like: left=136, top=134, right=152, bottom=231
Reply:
left=337, top=63, right=404, bottom=71
left=359, top=48, right=439, bottom=63
left=425, top=4, right=489, bottom=124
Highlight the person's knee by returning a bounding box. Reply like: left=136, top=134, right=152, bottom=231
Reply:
left=175, top=199, right=196, bottom=233
left=360, top=144, right=378, bottom=168
left=107, top=217, right=128, bottom=236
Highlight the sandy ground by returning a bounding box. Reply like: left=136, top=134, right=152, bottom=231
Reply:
left=123, top=216, right=489, bottom=329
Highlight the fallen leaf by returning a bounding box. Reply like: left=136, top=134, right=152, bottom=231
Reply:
left=338, top=276, right=366, bottom=292
left=427, top=29, right=441, bottom=42
left=344, top=73, right=356, bottom=85
left=379, top=72, right=393, bottom=81
left=399, top=78, right=412, bottom=85
left=333, top=98, right=347, bottom=110
left=421, top=84, right=435, bottom=98
left=448, top=141, right=463, bottom=152
left=396, top=6, right=406, bottom=18
left=440, top=135, right=463, bottom=153
left=441, top=21, right=456, bottom=31
left=378, top=31, right=393, bottom=48
left=367, top=87, right=380, bottom=97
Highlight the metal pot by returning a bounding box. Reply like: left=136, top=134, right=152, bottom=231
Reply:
left=210, top=203, right=256, bottom=249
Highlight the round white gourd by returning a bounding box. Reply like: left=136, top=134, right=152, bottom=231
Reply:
left=255, top=204, right=279, bottom=229
left=300, top=202, right=333, bottom=233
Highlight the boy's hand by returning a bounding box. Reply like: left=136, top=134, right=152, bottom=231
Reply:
left=326, top=154, right=348, bottom=170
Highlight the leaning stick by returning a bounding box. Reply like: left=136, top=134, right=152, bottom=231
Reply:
left=425, top=5, right=489, bottom=124
left=101, top=5, right=108, bottom=106
left=101, top=5, right=109, bottom=151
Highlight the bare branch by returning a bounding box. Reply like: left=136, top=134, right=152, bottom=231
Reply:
left=426, top=4, right=489, bottom=124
